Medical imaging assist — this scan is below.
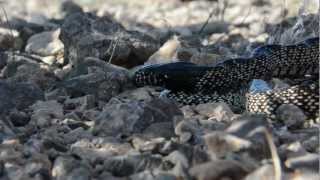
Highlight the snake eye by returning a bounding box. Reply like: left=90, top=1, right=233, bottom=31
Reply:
left=164, top=74, right=169, bottom=79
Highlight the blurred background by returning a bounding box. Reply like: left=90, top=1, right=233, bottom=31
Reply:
left=0, top=0, right=318, bottom=56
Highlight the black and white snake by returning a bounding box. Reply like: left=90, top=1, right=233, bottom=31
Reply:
left=132, top=37, right=319, bottom=120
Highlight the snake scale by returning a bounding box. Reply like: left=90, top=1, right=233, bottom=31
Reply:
left=132, top=37, right=319, bottom=119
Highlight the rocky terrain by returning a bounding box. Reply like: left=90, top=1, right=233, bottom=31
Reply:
left=0, top=0, right=319, bottom=179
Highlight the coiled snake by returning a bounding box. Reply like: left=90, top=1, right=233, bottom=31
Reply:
left=132, top=37, right=319, bottom=120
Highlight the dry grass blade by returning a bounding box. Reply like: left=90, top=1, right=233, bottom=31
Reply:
left=0, top=5, right=13, bottom=40
left=262, top=127, right=282, bottom=180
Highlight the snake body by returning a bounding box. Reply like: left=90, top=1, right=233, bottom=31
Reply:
left=133, top=37, right=319, bottom=118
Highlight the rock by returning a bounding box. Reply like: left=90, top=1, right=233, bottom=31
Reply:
left=302, top=134, right=319, bottom=153
left=225, top=114, right=272, bottom=159
left=62, top=71, right=116, bottom=100
left=194, top=102, right=235, bottom=122
left=0, top=27, right=22, bottom=50
left=159, top=141, right=209, bottom=165
left=285, top=153, right=319, bottom=172
left=2, top=53, right=58, bottom=90
left=0, top=117, right=16, bottom=141
left=0, top=52, right=8, bottom=70
left=8, top=110, right=30, bottom=127
left=60, top=12, right=159, bottom=68
left=30, top=100, right=63, bottom=127
left=0, top=80, right=44, bottom=115
left=143, top=122, right=175, bottom=139
left=93, top=98, right=182, bottom=136
left=60, top=0, right=83, bottom=17
left=130, top=170, right=177, bottom=180
left=244, top=164, right=275, bottom=180
left=61, top=60, right=131, bottom=101
left=190, top=52, right=223, bottom=66
left=204, top=131, right=252, bottom=158
left=189, top=159, right=249, bottom=180
left=63, top=95, right=96, bottom=112
left=276, top=104, right=307, bottom=129
left=103, top=154, right=162, bottom=177
left=108, top=87, right=161, bottom=104
left=146, top=36, right=181, bottom=65
left=163, top=151, right=189, bottom=170
left=174, top=118, right=204, bottom=144
left=25, top=29, right=64, bottom=57
left=52, top=155, right=92, bottom=180
left=131, top=135, right=166, bottom=152
left=226, top=114, right=269, bottom=138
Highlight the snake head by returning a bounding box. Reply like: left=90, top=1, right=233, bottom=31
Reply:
left=132, top=61, right=211, bottom=92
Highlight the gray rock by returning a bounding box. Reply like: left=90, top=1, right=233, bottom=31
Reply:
left=0, top=117, right=16, bottom=141
left=204, top=131, right=252, bottom=158
left=244, top=164, right=275, bottom=180
left=30, top=100, right=63, bottom=127
left=174, top=118, right=204, bottom=144
left=93, top=98, right=182, bottom=136
left=0, top=28, right=22, bottom=50
left=225, top=114, right=272, bottom=159
left=25, top=29, right=64, bottom=57
left=131, top=135, right=166, bottom=152
left=60, top=12, right=159, bottom=68
left=61, top=58, right=131, bottom=101
left=103, top=154, right=162, bottom=177
left=164, top=151, right=189, bottom=168
left=70, top=137, right=133, bottom=163
left=60, top=0, right=83, bottom=17
left=8, top=110, right=30, bottom=127
left=130, top=170, right=176, bottom=180
left=2, top=53, right=58, bottom=90
left=143, top=122, right=175, bottom=139
left=285, top=153, right=319, bottom=172
left=63, top=95, right=96, bottom=112
left=0, top=80, right=44, bottom=115
left=276, top=104, right=307, bottom=129
left=189, top=159, right=249, bottom=180
left=194, top=102, right=235, bottom=122
left=52, top=155, right=91, bottom=180
left=226, top=114, right=269, bottom=139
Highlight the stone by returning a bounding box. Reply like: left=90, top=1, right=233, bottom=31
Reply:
left=276, top=104, right=307, bottom=129
left=0, top=117, right=16, bottom=141
left=0, top=80, right=44, bottom=115
left=146, top=36, right=181, bottom=65
left=2, top=53, right=58, bottom=90
left=163, top=151, right=189, bottom=169
left=61, top=58, right=131, bottom=101
left=130, top=170, right=177, bottom=180
left=195, top=102, right=235, bottom=122
left=9, top=110, right=30, bottom=127
left=63, top=95, right=96, bottom=112
left=30, top=100, right=63, bottom=127
left=60, top=12, right=159, bottom=68
left=174, top=118, right=204, bottom=144
left=25, top=29, right=64, bottom=57
left=70, top=137, right=133, bottom=163
left=52, top=155, right=92, bottom=180
left=143, top=122, right=175, bottom=139
left=204, top=131, right=252, bottom=158
left=131, top=135, right=166, bottom=152
left=0, top=27, right=22, bottom=50
left=103, top=154, right=162, bottom=177
left=285, top=153, right=319, bottom=172
left=189, top=159, right=249, bottom=180
left=93, top=98, right=182, bottom=136
left=244, top=164, right=275, bottom=180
